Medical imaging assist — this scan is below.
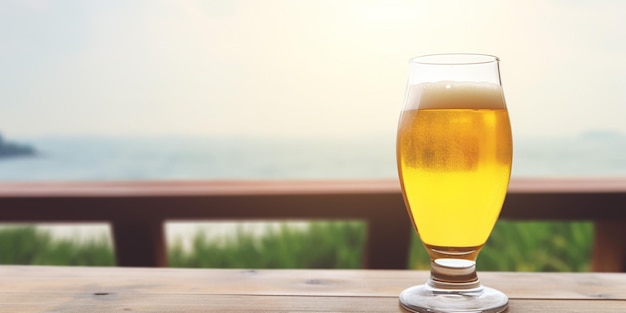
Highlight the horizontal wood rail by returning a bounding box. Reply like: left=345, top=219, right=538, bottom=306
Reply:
left=0, top=178, right=625, bottom=271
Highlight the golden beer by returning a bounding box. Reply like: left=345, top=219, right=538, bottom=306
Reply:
left=397, top=81, right=512, bottom=248
left=398, top=54, right=510, bottom=313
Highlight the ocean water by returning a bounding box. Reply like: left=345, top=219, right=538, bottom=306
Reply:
left=1, top=133, right=625, bottom=244
left=0, top=135, right=397, bottom=181
left=2, top=132, right=626, bottom=181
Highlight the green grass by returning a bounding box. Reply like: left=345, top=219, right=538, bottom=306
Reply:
left=168, top=221, right=364, bottom=268
left=407, top=221, right=593, bottom=272
left=0, top=226, right=114, bottom=266
left=479, top=221, right=592, bottom=272
left=0, top=221, right=592, bottom=271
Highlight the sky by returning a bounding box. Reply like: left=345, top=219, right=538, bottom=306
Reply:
left=1, top=0, right=625, bottom=139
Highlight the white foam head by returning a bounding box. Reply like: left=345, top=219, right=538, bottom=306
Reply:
left=404, top=81, right=506, bottom=111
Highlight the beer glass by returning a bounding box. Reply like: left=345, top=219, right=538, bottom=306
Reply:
left=397, top=54, right=512, bottom=312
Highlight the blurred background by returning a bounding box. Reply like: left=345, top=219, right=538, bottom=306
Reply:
left=0, top=0, right=624, bottom=271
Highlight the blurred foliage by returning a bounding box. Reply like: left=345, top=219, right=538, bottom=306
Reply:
left=0, top=221, right=592, bottom=271
left=168, top=221, right=365, bottom=268
left=0, top=226, right=114, bottom=266
left=479, top=221, right=592, bottom=272
left=407, top=220, right=593, bottom=272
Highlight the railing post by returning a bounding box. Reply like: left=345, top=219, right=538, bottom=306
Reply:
left=363, top=199, right=413, bottom=269
left=592, top=220, right=626, bottom=272
left=111, top=218, right=167, bottom=267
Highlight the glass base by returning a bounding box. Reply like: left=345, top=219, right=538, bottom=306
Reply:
left=399, top=284, right=508, bottom=313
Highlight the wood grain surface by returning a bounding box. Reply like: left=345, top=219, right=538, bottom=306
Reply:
left=0, top=266, right=624, bottom=312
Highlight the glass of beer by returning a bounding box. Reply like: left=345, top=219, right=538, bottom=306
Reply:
left=397, top=54, right=512, bottom=313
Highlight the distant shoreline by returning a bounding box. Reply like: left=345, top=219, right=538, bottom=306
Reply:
left=0, top=134, right=36, bottom=159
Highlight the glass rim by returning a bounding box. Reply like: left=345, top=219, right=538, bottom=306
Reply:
left=409, top=53, right=499, bottom=65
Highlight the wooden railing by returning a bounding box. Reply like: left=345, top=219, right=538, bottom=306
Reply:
left=0, top=178, right=625, bottom=271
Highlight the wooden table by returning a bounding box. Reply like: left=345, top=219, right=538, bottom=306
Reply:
left=1, top=266, right=625, bottom=312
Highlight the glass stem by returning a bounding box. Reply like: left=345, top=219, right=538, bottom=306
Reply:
left=425, top=244, right=483, bottom=290
left=429, top=258, right=481, bottom=290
